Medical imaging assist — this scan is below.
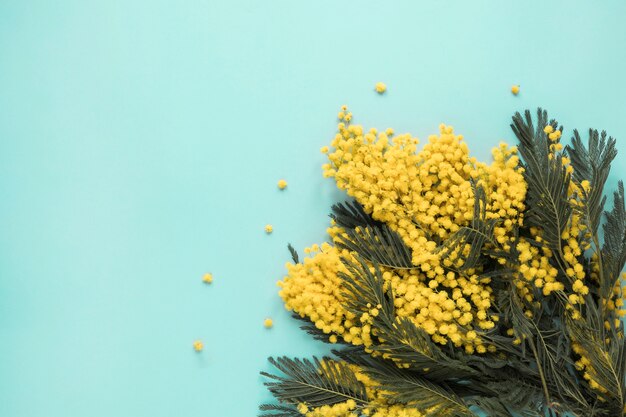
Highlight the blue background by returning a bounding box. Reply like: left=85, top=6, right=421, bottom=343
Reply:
left=1, top=1, right=626, bottom=416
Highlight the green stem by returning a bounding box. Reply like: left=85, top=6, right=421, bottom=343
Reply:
left=529, top=340, right=551, bottom=407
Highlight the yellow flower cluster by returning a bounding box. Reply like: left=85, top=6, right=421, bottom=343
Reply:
left=278, top=242, right=372, bottom=346
left=273, top=109, right=626, bottom=414
left=280, top=109, right=528, bottom=353
left=279, top=110, right=625, bottom=372
left=202, top=273, right=213, bottom=284
left=572, top=342, right=609, bottom=394
left=516, top=234, right=561, bottom=298
left=298, top=400, right=358, bottom=417
left=604, top=275, right=626, bottom=318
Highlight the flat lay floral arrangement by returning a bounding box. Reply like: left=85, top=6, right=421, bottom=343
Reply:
left=259, top=107, right=626, bottom=417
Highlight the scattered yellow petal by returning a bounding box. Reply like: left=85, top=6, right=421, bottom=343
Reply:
left=277, top=179, right=287, bottom=190
left=265, top=224, right=273, bottom=234
left=264, top=318, right=274, bottom=328
left=511, top=85, right=520, bottom=95
left=193, top=340, right=204, bottom=352
left=202, top=273, right=213, bottom=284
left=375, top=82, right=387, bottom=94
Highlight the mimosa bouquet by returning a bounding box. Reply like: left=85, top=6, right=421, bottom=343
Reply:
left=260, top=108, right=626, bottom=417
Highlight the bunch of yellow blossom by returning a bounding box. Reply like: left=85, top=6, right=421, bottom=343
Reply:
left=265, top=107, right=626, bottom=417
left=279, top=108, right=527, bottom=354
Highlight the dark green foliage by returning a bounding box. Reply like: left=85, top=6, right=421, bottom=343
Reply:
left=565, top=288, right=626, bottom=416
left=566, top=129, right=617, bottom=236
left=331, top=200, right=383, bottom=230
left=601, top=182, right=626, bottom=300
left=332, top=199, right=414, bottom=269
left=370, top=317, right=478, bottom=380
left=260, top=109, right=626, bottom=417
left=511, top=109, right=573, bottom=274
left=468, top=378, right=544, bottom=417
left=261, top=357, right=368, bottom=409
left=287, top=243, right=300, bottom=264
left=338, top=255, right=396, bottom=320
left=363, top=359, right=476, bottom=417
left=259, top=404, right=302, bottom=417
left=335, top=224, right=414, bottom=269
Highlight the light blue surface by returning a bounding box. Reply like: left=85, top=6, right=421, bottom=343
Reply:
left=1, top=1, right=626, bottom=416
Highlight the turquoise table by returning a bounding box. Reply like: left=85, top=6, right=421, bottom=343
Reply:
left=1, top=1, right=625, bottom=416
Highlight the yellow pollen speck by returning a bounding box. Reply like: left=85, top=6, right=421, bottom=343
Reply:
left=265, top=224, right=273, bottom=234
left=277, top=179, right=287, bottom=190
left=264, top=318, right=273, bottom=328
left=193, top=340, right=204, bottom=352
left=202, top=273, right=213, bottom=284
left=375, top=82, right=387, bottom=94
left=511, top=85, right=520, bottom=95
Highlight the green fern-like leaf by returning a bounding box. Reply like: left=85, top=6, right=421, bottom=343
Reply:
left=331, top=200, right=383, bottom=229
left=259, top=404, right=302, bottom=417
left=260, top=357, right=368, bottom=409
left=511, top=108, right=573, bottom=274
left=481, top=379, right=544, bottom=416
left=370, top=317, right=478, bottom=380
left=335, top=224, right=414, bottom=269
left=361, top=358, right=477, bottom=417
left=339, top=256, right=396, bottom=319
left=601, top=181, right=626, bottom=300
left=467, top=397, right=519, bottom=417
left=566, top=309, right=626, bottom=415
left=469, top=394, right=547, bottom=417
left=566, top=128, right=617, bottom=236
left=287, top=243, right=299, bottom=264
left=331, top=199, right=414, bottom=269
